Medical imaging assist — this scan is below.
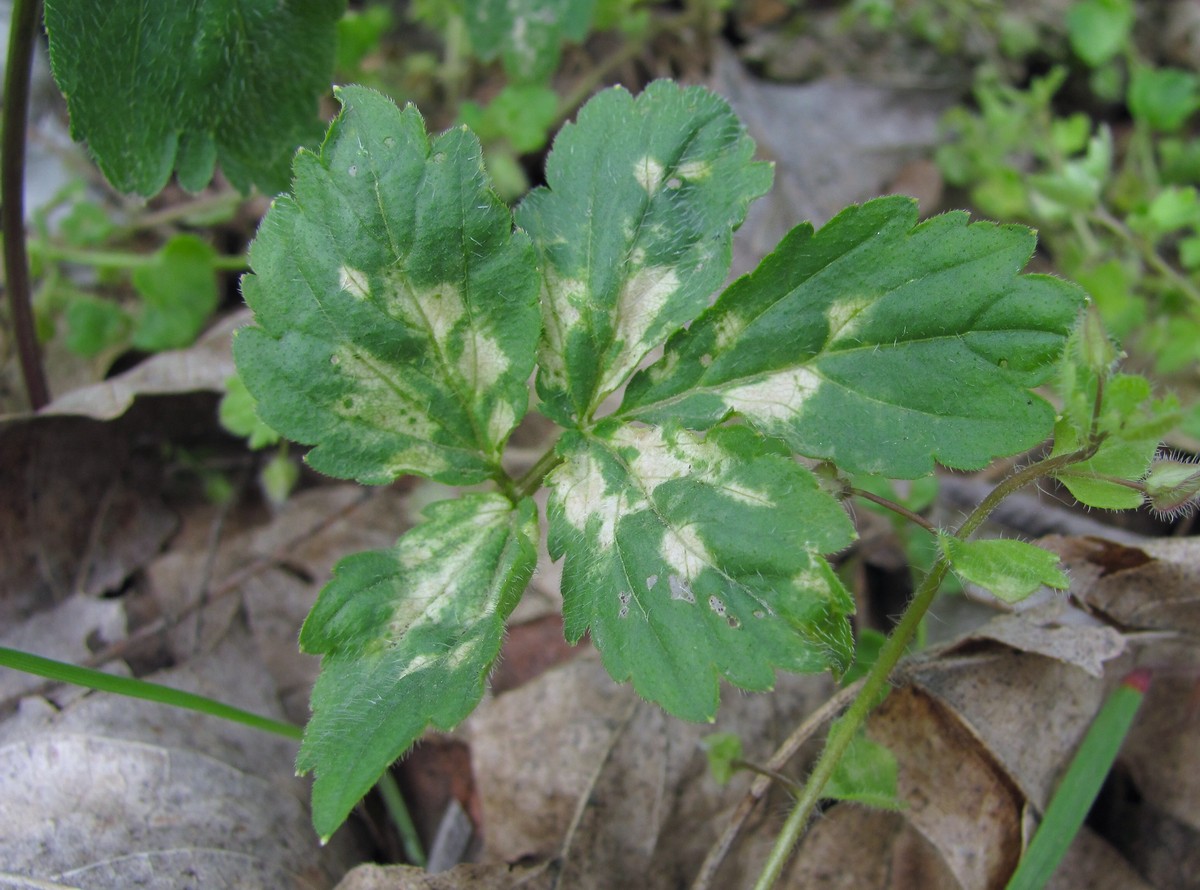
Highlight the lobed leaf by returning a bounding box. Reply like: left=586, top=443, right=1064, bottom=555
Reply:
left=465, top=0, right=595, bottom=83
left=547, top=422, right=855, bottom=722
left=622, top=196, right=1086, bottom=477
left=297, top=494, right=538, bottom=841
left=44, top=0, right=344, bottom=196
left=517, top=81, right=772, bottom=426
left=235, top=86, right=540, bottom=485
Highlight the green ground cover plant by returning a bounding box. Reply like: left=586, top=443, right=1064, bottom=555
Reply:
left=3, top=2, right=1195, bottom=887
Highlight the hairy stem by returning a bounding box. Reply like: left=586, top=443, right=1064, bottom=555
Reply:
left=2, top=0, right=49, bottom=409
left=514, top=440, right=563, bottom=499
left=850, top=487, right=936, bottom=533
left=753, top=444, right=1102, bottom=888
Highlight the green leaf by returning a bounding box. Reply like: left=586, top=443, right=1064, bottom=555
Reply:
left=297, top=494, right=538, bottom=841
left=465, top=0, right=595, bottom=82
left=939, top=534, right=1069, bottom=604
left=43, top=0, right=344, bottom=196
left=219, top=373, right=281, bottom=450
left=131, top=235, right=219, bottom=351
left=234, top=86, right=541, bottom=485
left=517, top=81, right=772, bottom=426
left=546, top=422, right=856, bottom=722
left=459, top=84, right=560, bottom=153
left=1065, top=0, right=1133, bottom=68
left=622, top=197, right=1085, bottom=478
left=702, top=732, right=744, bottom=785
left=824, top=717, right=902, bottom=810
left=65, top=295, right=131, bottom=357
left=1128, top=67, right=1200, bottom=134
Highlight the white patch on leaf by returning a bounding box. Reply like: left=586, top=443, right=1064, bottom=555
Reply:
left=486, top=400, right=516, bottom=446
left=634, top=156, right=665, bottom=194
left=554, top=451, right=640, bottom=551
left=660, top=524, right=710, bottom=580
left=677, top=159, right=711, bottom=181
left=714, top=312, right=747, bottom=350
left=825, top=296, right=873, bottom=346
left=599, top=265, right=681, bottom=395
left=459, top=330, right=510, bottom=388
left=382, top=275, right=466, bottom=345
left=718, top=480, right=775, bottom=507
left=339, top=266, right=371, bottom=299
left=723, top=367, right=821, bottom=422
left=667, top=574, right=695, bottom=603
left=539, top=270, right=586, bottom=388
left=617, top=425, right=694, bottom=493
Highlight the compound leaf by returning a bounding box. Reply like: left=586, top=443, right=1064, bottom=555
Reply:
left=465, top=0, right=595, bottom=83
left=517, top=81, right=772, bottom=426
left=547, top=422, right=855, bottom=722
left=297, top=494, right=538, bottom=841
left=235, top=86, right=540, bottom=485
left=622, top=197, right=1085, bottom=477
left=44, top=0, right=344, bottom=196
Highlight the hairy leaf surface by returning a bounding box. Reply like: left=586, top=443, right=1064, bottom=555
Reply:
left=235, top=87, right=540, bottom=485
left=939, top=535, right=1069, bottom=604
left=517, top=81, right=772, bottom=425
left=622, top=197, right=1086, bottom=477
left=465, top=0, right=595, bottom=83
left=44, top=0, right=344, bottom=196
left=547, top=422, right=855, bottom=721
left=297, top=494, right=538, bottom=841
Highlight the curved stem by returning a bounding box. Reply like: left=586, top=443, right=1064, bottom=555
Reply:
left=753, top=443, right=1103, bottom=888
left=514, top=439, right=562, bottom=499
left=850, top=487, right=936, bottom=533
left=2, top=0, right=49, bottom=408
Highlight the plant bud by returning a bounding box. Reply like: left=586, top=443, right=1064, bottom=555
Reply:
left=1078, top=304, right=1118, bottom=376
left=1143, top=453, right=1200, bottom=518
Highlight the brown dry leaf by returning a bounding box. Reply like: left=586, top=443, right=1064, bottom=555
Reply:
left=0, top=628, right=361, bottom=889
left=1041, top=535, right=1200, bottom=634
left=789, top=685, right=1023, bottom=890
left=334, top=862, right=552, bottom=890
left=467, top=652, right=834, bottom=888
left=34, top=309, right=247, bottom=422
left=0, top=408, right=180, bottom=623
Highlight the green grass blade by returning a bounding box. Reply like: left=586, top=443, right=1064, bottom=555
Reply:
left=1005, top=669, right=1151, bottom=890
left=0, top=646, right=303, bottom=741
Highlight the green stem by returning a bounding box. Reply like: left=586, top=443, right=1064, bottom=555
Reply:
left=30, top=240, right=248, bottom=272
left=2, top=0, right=49, bottom=409
left=753, top=443, right=1102, bottom=888
left=1089, top=206, right=1200, bottom=306
left=0, top=646, right=303, bottom=741
left=514, top=440, right=563, bottom=499
left=377, top=769, right=428, bottom=867
left=850, top=487, right=936, bottom=533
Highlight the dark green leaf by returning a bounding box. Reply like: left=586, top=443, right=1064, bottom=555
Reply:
left=622, top=197, right=1084, bottom=478
left=547, top=422, right=855, bottom=722
left=234, top=86, right=541, bottom=485
left=297, top=494, right=538, bottom=841
left=517, top=81, right=772, bottom=425
left=44, top=0, right=344, bottom=196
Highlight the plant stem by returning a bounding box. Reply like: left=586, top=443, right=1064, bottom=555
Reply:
left=753, top=443, right=1103, bottom=888
left=377, top=769, right=427, bottom=867
left=0, top=645, right=303, bottom=741
left=30, top=239, right=248, bottom=272
left=850, top=487, right=936, bottom=533
left=2, top=0, right=49, bottom=409
left=514, top=440, right=563, bottom=499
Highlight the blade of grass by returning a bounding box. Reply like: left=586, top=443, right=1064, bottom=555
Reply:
left=377, top=768, right=428, bottom=867
left=0, top=645, right=303, bottom=741
left=1005, top=669, right=1151, bottom=890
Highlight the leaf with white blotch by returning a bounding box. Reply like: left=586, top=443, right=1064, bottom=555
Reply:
left=465, top=0, right=594, bottom=83
left=547, top=422, right=855, bottom=721
left=44, top=0, right=343, bottom=196
left=939, top=534, right=1069, bottom=604
left=517, top=81, right=772, bottom=426
left=297, top=494, right=538, bottom=841
left=621, top=197, right=1085, bottom=478
left=235, top=86, right=540, bottom=486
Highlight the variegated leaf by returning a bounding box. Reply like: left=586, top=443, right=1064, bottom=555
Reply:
left=517, top=81, right=772, bottom=425
left=547, top=422, right=855, bottom=721
left=297, top=494, right=538, bottom=841
left=235, top=86, right=540, bottom=485
left=621, top=196, right=1086, bottom=478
